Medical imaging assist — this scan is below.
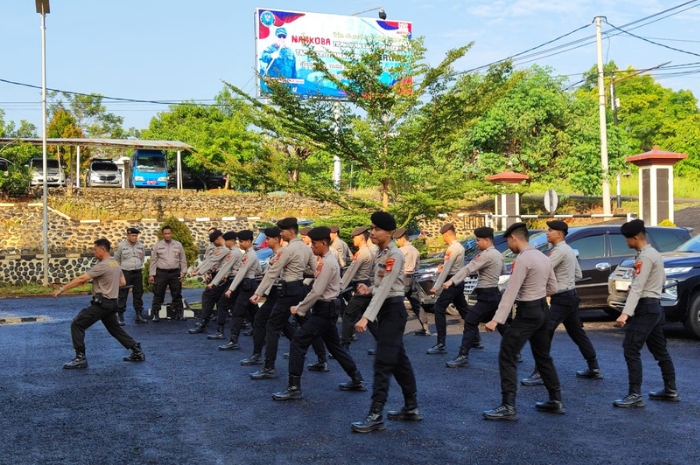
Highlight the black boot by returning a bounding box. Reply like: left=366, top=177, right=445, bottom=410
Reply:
left=535, top=389, right=566, bottom=414
left=388, top=393, right=423, bottom=421
left=483, top=394, right=517, bottom=421
left=307, top=360, right=329, bottom=372
left=218, top=338, right=241, bottom=351
left=339, top=370, right=367, bottom=391
left=649, top=386, right=680, bottom=402
left=577, top=359, right=602, bottom=379
left=123, top=343, right=146, bottom=362
left=521, top=368, right=544, bottom=386
left=426, top=343, right=447, bottom=355
left=446, top=352, right=470, bottom=369
left=613, top=392, right=645, bottom=408
left=135, top=310, right=147, bottom=324
left=207, top=325, right=225, bottom=340
left=63, top=352, right=87, bottom=369
left=351, top=402, right=386, bottom=433
left=188, top=320, right=208, bottom=334
left=151, top=309, right=160, bottom=323
left=272, top=375, right=303, bottom=401
left=117, top=312, right=125, bottom=326
left=240, top=353, right=263, bottom=366
left=250, top=366, right=276, bottom=380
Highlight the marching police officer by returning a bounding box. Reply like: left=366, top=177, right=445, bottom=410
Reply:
left=218, top=230, right=261, bottom=350
left=188, top=230, right=230, bottom=333
left=613, top=219, right=679, bottom=408
left=444, top=227, right=506, bottom=368
left=393, top=228, right=430, bottom=335
left=427, top=223, right=468, bottom=355
left=54, top=238, right=145, bottom=369
left=351, top=212, right=421, bottom=433
left=273, top=227, right=365, bottom=401
left=483, top=223, right=562, bottom=421
left=148, top=225, right=188, bottom=322
left=330, top=226, right=353, bottom=268
left=521, top=220, right=601, bottom=385
left=114, top=227, right=146, bottom=324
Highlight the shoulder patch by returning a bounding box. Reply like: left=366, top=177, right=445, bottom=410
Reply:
left=511, top=260, right=516, bottom=274
left=634, top=261, right=642, bottom=276
left=385, top=258, right=395, bottom=273
left=109, top=261, right=120, bottom=268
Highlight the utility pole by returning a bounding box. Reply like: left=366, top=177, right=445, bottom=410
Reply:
left=596, top=16, right=611, bottom=215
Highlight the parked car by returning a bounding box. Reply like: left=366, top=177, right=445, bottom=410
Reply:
left=86, top=159, right=121, bottom=187
left=608, top=234, right=700, bottom=337
left=0, top=157, right=13, bottom=173
left=501, top=225, right=692, bottom=313
left=254, top=220, right=313, bottom=271
left=27, top=157, right=66, bottom=187
left=168, top=169, right=226, bottom=190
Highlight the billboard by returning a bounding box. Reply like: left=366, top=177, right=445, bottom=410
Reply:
left=255, top=8, right=412, bottom=99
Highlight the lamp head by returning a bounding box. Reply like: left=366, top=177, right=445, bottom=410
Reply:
left=378, top=8, right=387, bottom=20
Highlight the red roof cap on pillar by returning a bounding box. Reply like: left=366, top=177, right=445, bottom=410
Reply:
left=485, top=169, right=530, bottom=184
left=625, top=146, right=688, bottom=167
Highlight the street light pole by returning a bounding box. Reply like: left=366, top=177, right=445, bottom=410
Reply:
left=36, top=0, right=51, bottom=285
left=595, top=16, right=611, bottom=215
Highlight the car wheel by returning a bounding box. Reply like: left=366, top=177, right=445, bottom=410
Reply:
left=682, top=293, right=700, bottom=339
left=603, top=308, right=620, bottom=318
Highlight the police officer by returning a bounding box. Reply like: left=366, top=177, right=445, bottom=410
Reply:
left=241, top=227, right=284, bottom=365
left=393, top=228, right=430, bottom=335
left=427, top=223, right=468, bottom=355
left=53, top=238, right=145, bottom=369
left=188, top=230, right=232, bottom=334
left=249, top=217, right=326, bottom=380
left=330, top=226, right=353, bottom=268
left=339, top=226, right=377, bottom=350
left=201, top=232, right=243, bottom=339
left=483, top=223, right=562, bottom=421
left=273, top=227, right=366, bottom=401
left=351, top=212, right=421, bottom=433
left=521, top=220, right=601, bottom=386
left=300, top=226, right=312, bottom=246
left=613, top=219, right=679, bottom=408
left=218, top=230, right=261, bottom=350
left=114, top=227, right=146, bottom=325
left=444, top=227, right=506, bottom=368
left=148, top=225, right=188, bottom=322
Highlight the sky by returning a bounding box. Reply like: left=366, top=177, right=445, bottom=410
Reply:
left=1, top=0, right=699, bottom=132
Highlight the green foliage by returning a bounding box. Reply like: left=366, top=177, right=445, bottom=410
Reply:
left=658, top=219, right=676, bottom=227
left=310, top=211, right=372, bottom=247
left=0, top=166, right=31, bottom=197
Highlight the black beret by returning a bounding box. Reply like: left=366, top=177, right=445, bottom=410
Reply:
left=237, top=230, right=254, bottom=241
left=370, top=211, right=396, bottom=231
left=329, top=226, right=340, bottom=233
left=439, top=223, right=455, bottom=234
left=503, top=222, right=528, bottom=238
left=621, top=219, right=645, bottom=238
left=127, top=227, right=140, bottom=234
left=300, top=227, right=312, bottom=236
left=308, top=226, right=331, bottom=241
left=276, top=217, right=298, bottom=230
left=547, top=220, right=569, bottom=234
left=393, top=227, right=408, bottom=239
left=474, top=227, right=494, bottom=239
left=352, top=226, right=369, bottom=237
left=222, top=231, right=237, bottom=241
left=209, top=230, right=223, bottom=242
left=264, top=226, right=281, bottom=238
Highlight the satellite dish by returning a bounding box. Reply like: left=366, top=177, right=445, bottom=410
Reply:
left=544, top=189, right=558, bottom=214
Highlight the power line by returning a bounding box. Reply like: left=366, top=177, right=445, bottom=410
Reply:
left=604, top=20, right=700, bottom=59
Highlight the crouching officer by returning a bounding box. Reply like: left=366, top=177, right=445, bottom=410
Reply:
left=53, top=238, right=145, bottom=369
left=115, top=227, right=146, bottom=324
left=444, top=227, right=507, bottom=368
left=273, top=227, right=365, bottom=401
left=482, top=223, right=562, bottom=421
left=613, top=219, right=679, bottom=408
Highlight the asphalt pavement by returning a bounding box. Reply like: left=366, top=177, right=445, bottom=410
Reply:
left=1, top=291, right=699, bottom=465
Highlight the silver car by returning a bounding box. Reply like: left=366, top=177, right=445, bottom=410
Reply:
left=86, top=160, right=121, bottom=187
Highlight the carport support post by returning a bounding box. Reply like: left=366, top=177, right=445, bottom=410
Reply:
left=76, top=146, right=80, bottom=187
left=177, top=150, right=182, bottom=190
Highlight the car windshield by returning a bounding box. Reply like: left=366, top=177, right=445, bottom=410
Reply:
left=502, top=231, right=550, bottom=262
left=31, top=159, right=59, bottom=169
left=91, top=162, right=118, bottom=171
left=136, top=156, right=166, bottom=169
left=676, top=235, right=700, bottom=253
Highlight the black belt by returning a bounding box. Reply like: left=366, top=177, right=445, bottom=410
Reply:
left=475, top=287, right=499, bottom=294
left=123, top=269, right=142, bottom=273
left=385, top=296, right=405, bottom=304
left=639, top=298, right=660, bottom=304
left=157, top=268, right=180, bottom=273
left=552, top=289, right=576, bottom=297
left=515, top=298, right=547, bottom=308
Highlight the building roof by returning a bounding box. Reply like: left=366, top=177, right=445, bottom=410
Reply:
left=0, top=138, right=194, bottom=151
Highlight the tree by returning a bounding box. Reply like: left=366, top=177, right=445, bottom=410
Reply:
left=225, top=36, right=512, bottom=223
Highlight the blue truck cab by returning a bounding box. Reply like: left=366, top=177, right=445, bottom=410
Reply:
left=131, top=149, right=168, bottom=188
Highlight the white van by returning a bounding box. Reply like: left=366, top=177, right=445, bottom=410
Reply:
left=28, top=158, right=66, bottom=187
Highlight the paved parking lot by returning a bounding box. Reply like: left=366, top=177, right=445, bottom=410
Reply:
left=1, top=290, right=699, bottom=464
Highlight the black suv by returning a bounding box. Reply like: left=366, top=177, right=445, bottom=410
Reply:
left=506, top=225, right=691, bottom=311
left=608, top=234, right=700, bottom=338
left=168, top=169, right=226, bottom=190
